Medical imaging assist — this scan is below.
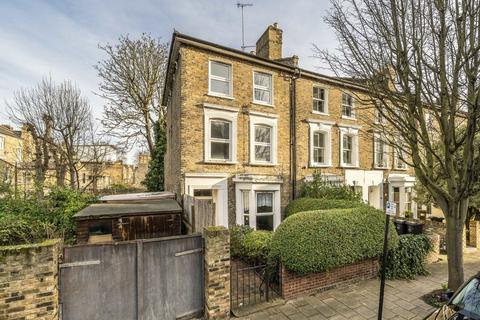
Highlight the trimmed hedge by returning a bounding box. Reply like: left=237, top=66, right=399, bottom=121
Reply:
left=230, top=225, right=253, bottom=258
left=285, top=197, right=363, bottom=217
left=243, top=230, right=273, bottom=263
left=383, top=234, right=432, bottom=279
left=270, top=206, right=398, bottom=274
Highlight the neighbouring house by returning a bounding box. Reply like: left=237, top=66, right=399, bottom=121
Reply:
left=0, top=124, right=32, bottom=189
left=162, top=23, right=417, bottom=230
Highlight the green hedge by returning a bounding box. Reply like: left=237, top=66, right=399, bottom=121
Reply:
left=243, top=230, right=273, bottom=263
left=230, top=225, right=253, bottom=258
left=270, top=206, right=398, bottom=274
left=285, top=198, right=363, bottom=217
left=383, top=234, right=432, bottom=279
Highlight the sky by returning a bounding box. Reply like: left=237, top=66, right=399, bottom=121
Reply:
left=0, top=0, right=338, bottom=131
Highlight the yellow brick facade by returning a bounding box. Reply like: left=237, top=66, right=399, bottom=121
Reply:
left=164, top=25, right=417, bottom=229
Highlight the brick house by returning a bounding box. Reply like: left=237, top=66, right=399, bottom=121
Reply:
left=162, top=23, right=417, bottom=230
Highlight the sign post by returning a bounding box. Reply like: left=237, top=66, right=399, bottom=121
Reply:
left=378, top=201, right=396, bottom=319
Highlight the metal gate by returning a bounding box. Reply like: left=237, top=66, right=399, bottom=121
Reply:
left=230, top=260, right=281, bottom=311
left=59, top=234, right=204, bottom=320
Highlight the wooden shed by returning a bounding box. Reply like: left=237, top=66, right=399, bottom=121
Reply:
left=74, top=199, right=182, bottom=244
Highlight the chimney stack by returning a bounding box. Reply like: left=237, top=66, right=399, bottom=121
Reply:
left=255, top=23, right=283, bottom=60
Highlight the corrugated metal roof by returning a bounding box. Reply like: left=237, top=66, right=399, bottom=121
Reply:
left=74, top=199, right=182, bottom=220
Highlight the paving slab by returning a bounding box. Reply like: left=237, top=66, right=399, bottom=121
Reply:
left=236, top=251, right=480, bottom=319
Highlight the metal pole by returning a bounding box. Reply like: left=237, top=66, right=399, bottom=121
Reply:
left=241, top=6, right=245, bottom=50
left=378, top=214, right=390, bottom=319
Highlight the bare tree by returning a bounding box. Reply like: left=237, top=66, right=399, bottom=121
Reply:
left=8, top=78, right=94, bottom=191
left=317, top=0, right=480, bottom=289
left=95, top=33, right=169, bottom=156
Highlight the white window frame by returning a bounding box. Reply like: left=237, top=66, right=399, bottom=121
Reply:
left=0, top=136, right=4, bottom=151
left=312, top=86, right=328, bottom=115
left=393, top=145, right=408, bottom=170
left=249, top=115, right=277, bottom=165
left=252, top=71, right=274, bottom=106
left=374, top=133, right=389, bottom=169
left=308, top=122, right=332, bottom=167
left=204, top=105, right=238, bottom=163
left=208, top=60, right=233, bottom=99
left=341, top=93, right=356, bottom=119
left=235, top=182, right=281, bottom=230
left=339, top=126, right=359, bottom=167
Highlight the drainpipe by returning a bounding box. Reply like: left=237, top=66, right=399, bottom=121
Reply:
left=289, top=59, right=301, bottom=200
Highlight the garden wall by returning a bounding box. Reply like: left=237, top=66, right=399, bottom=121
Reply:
left=0, top=239, right=62, bottom=320
left=281, top=258, right=378, bottom=300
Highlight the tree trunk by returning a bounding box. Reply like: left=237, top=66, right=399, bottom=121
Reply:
left=445, top=199, right=469, bottom=290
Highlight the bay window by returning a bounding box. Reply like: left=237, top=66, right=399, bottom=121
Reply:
left=256, top=192, right=274, bottom=231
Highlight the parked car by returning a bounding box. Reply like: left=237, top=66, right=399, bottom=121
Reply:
left=425, top=273, right=480, bottom=319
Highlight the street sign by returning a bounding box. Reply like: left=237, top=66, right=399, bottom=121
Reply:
left=386, top=201, right=396, bottom=216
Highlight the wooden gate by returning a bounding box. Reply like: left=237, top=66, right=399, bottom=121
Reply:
left=59, top=234, right=204, bottom=320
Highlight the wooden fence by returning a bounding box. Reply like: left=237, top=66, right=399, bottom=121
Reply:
left=183, top=194, right=216, bottom=233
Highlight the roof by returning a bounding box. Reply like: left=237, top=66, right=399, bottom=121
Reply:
left=0, top=125, right=22, bottom=139
left=74, top=199, right=182, bottom=220
left=100, top=191, right=176, bottom=202
left=162, top=31, right=368, bottom=106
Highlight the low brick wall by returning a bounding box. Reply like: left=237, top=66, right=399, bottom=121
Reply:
left=281, top=258, right=378, bottom=300
left=0, top=239, right=62, bottom=320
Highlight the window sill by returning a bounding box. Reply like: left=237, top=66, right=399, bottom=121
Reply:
left=207, top=92, right=234, bottom=100
left=248, top=162, right=277, bottom=167
left=252, top=101, right=274, bottom=108
left=393, top=167, right=408, bottom=171
left=203, top=160, right=239, bottom=165
left=309, top=164, right=332, bottom=168
left=374, top=166, right=389, bottom=170
left=341, top=115, right=357, bottom=120
left=312, top=111, right=329, bottom=116
left=340, top=164, right=359, bottom=168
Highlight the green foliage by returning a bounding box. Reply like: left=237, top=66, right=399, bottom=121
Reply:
left=143, top=119, right=166, bottom=191
left=243, top=230, right=273, bottom=263
left=0, top=188, right=95, bottom=246
left=230, top=225, right=253, bottom=258
left=383, top=234, right=432, bottom=279
left=300, top=172, right=362, bottom=202
left=285, top=197, right=363, bottom=217
left=270, top=206, right=398, bottom=274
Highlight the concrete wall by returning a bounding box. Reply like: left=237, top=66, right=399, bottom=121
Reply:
left=0, top=239, right=62, bottom=320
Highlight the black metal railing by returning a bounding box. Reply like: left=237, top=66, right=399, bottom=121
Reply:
left=230, top=260, right=281, bottom=310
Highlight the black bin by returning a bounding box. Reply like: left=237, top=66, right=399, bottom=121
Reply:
left=394, top=219, right=407, bottom=235
left=405, top=221, right=425, bottom=234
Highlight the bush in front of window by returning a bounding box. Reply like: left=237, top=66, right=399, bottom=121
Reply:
left=269, top=206, right=398, bottom=274
left=300, top=172, right=363, bottom=202
left=243, top=230, right=273, bottom=264
left=381, top=234, right=432, bottom=280
left=284, top=197, right=364, bottom=218
left=230, top=225, right=253, bottom=259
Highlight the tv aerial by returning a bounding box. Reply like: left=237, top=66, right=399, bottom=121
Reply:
left=236, top=2, right=255, bottom=51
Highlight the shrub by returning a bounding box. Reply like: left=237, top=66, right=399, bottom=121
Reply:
left=300, top=172, right=362, bottom=202
left=285, top=197, right=363, bottom=217
left=230, top=225, right=253, bottom=258
left=383, top=234, right=432, bottom=279
left=0, top=188, right=95, bottom=246
left=243, top=230, right=273, bottom=263
left=269, top=206, right=398, bottom=274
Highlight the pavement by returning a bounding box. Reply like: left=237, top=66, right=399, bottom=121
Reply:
left=235, top=250, right=480, bottom=320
